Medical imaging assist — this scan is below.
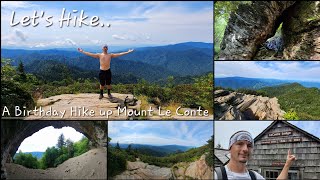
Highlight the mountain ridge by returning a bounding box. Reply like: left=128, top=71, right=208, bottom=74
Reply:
left=215, top=76, right=320, bottom=89
left=2, top=42, right=213, bottom=82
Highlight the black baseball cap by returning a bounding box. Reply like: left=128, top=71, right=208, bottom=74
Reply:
left=103, top=45, right=108, bottom=48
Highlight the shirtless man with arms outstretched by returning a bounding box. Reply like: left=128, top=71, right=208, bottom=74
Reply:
left=78, top=45, right=134, bottom=99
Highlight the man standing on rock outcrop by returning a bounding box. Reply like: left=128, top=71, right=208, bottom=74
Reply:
left=215, top=131, right=296, bottom=180
left=78, top=45, right=134, bottom=99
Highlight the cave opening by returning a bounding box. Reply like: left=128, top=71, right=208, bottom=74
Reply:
left=1, top=120, right=108, bottom=179
left=13, top=126, right=89, bottom=170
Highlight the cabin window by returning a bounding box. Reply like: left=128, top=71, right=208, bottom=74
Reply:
left=265, top=170, right=279, bottom=180
left=265, top=169, right=299, bottom=180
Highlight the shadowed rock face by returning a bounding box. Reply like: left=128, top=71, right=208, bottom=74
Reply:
left=219, top=1, right=296, bottom=60
left=214, top=90, right=285, bottom=120
left=282, top=1, right=320, bottom=60
left=1, top=121, right=107, bottom=179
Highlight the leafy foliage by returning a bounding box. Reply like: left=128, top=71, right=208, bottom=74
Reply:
left=284, top=109, right=299, bottom=120
left=14, top=151, right=40, bottom=169
left=1, top=59, right=37, bottom=117
left=40, top=137, right=90, bottom=169
left=259, top=83, right=320, bottom=120
left=214, top=1, right=251, bottom=56
left=1, top=55, right=213, bottom=116
left=205, top=135, right=213, bottom=168
left=107, top=136, right=212, bottom=178
left=73, top=137, right=90, bottom=157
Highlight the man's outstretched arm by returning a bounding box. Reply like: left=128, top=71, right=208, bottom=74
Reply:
left=78, top=48, right=100, bottom=59
left=111, top=49, right=134, bottom=58
left=277, top=149, right=296, bottom=180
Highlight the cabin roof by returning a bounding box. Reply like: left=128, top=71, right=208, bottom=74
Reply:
left=254, top=121, right=320, bottom=143
left=214, top=148, right=230, bottom=164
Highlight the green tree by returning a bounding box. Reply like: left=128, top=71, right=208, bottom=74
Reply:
left=17, top=61, right=27, bottom=81
left=66, top=139, right=74, bottom=158
left=166, top=76, right=174, bottom=88
left=205, top=135, right=214, bottom=168
left=116, top=142, right=121, bottom=150
left=193, top=73, right=213, bottom=111
left=57, top=133, right=66, bottom=149
left=126, top=144, right=132, bottom=153
left=214, top=1, right=251, bottom=55
left=284, top=109, right=299, bottom=120
left=74, top=137, right=90, bottom=156
left=108, top=148, right=127, bottom=178
left=40, top=146, right=59, bottom=169
left=1, top=58, right=16, bottom=81
left=108, top=137, right=112, bottom=147
left=14, top=151, right=39, bottom=169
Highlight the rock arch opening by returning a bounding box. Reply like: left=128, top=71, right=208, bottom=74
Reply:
left=217, top=1, right=319, bottom=60
left=1, top=120, right=107, bottom=179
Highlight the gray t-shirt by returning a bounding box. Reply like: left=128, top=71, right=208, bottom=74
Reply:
left=214, top=165, right=265, bottom=180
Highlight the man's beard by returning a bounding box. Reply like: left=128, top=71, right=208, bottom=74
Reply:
left=239, top=154, right=249, bottom=163
left=239, top=160, right=247, bottom=163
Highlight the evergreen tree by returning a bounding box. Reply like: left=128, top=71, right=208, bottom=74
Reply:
left=116, top=142, right=121, bottom=150
left=17, top=61, right=27, bottom=81
left=126, top=144, right=132, bottom=153
left=57, top=133, right=66, bottom=149
left=205, top=135, right=213, bottom=167
left=66, top=139, right=74, bottom=158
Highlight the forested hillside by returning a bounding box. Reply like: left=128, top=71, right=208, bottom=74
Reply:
left=1, top=56, right=213, bottom=117
left=107, top=136, right=213, bottom=178
left=215, top=77, right=320, bottom=89
left=1, top=42, right=213, bottom=81
left=258, top=83, right=320, bottom=120
left=13, top=135, right=90, bottom=169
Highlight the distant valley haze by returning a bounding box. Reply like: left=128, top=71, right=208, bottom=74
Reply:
left=215, top=61, right=320, bottom=86
left=215, top=76, right=320, bottom=89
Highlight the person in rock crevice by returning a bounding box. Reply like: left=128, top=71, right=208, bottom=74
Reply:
left=78, top=45, right=134, bottom=99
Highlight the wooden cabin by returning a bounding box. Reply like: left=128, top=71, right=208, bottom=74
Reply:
left=247, top=121, right=320, bottom=180
left=214, top=148, right=229, bottom=167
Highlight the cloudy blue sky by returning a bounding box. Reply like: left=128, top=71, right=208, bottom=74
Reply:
left=1, top=1, right=213, bottom=49
left=109, top=121, right=213, bottom=147
left=215, top=121, right=320, bottom=149
left=18, top=126, right=84, bottom=152
left=215, top=61, right=320, bottom=82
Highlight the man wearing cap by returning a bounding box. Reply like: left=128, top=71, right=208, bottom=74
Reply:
left=215, top=130, right=296, bottom=180
left=78, top=45, right=134, bottom=99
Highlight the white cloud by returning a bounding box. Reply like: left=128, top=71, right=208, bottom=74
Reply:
left=112, top=34, right=127, bottom=40
left=65, top=38, right=77, bottom=46
left=111, top=133, right=198, bottom=146
left=30, top=38, right=79, bottom=48
left=2, top=2, right=212, bottom=48
left=108, top=121, right=212, bottom=147
left=215, top=61, right=320, bottom=82
left=18, top=126, right=85, bottom=152
left=1, top=1, right=37, bottom=10
left=14, top=29, right=27, bottom=41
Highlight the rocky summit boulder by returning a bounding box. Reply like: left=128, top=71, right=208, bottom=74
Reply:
left=114, top=159, right=173, bottom=180
left=214, top=90, right=285, bottom=120
left=173, top=154, right=213, bottom=180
